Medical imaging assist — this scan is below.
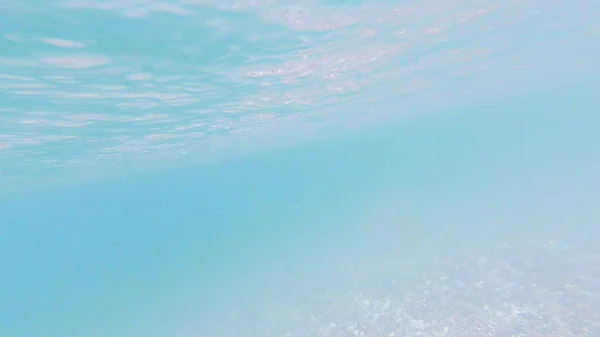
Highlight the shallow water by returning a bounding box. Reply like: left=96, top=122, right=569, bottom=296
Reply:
left=1, top=1, right=600, bottom=337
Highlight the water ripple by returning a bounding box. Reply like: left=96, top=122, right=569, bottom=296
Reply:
left=0, top=0, right=598, bottom=189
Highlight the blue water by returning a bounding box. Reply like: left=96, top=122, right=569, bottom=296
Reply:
left=1, top=1, right=600, bottom=337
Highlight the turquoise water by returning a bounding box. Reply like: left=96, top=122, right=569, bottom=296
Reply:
left=1, top=1, right=600, bottom=337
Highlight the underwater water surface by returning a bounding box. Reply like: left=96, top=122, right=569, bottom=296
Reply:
left=1, top=1, right=600, bottom=337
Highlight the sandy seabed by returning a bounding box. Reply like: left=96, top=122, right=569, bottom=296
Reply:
left=205, top=222, right=600, bottom=337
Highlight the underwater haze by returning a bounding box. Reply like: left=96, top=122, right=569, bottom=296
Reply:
left=1, top=1, right=600, bottom=337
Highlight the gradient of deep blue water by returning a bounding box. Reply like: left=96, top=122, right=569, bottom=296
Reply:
left=1, top=1, right=600, bottom=337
